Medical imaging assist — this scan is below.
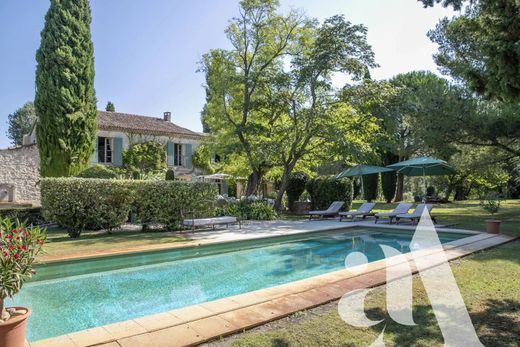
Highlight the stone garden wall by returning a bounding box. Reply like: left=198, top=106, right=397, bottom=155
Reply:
left=0, top=145, right=40, bottom=204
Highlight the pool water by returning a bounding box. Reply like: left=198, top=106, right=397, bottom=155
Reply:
left=10, top=228, right=468, bottom=341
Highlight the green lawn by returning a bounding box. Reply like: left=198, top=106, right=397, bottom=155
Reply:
left=228, top=240, right=520, bottom=347
left=350, top=199, right=520, bottom=236
left=42, top=199, right=520, bottom=258
left=42, top=227, right=189, bottom=259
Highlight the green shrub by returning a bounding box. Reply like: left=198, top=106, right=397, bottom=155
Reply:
left=0, top=207, right=45, bottom=226
left=122, top=141, right=166, bottom=177
left=286, top=172, right=309, bottom=212
left=165, top=169, right=175, bottom=181
left=41, top=178, right=218, bottom=236
left=216, top=201, right=276, bottom=220
left=362, top=173, right=379, bottom=202
left=306, top=177, right=353, bottom=210
left=77, top=164, right=118, bottom=179
left=426, top=185, right=436, bottom=197
left=41, top=178, right=135, bottom=238
left=130, top=181, right=217, bottom=230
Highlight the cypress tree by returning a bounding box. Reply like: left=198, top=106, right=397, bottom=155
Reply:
left=105, top=101, right=115, bottom=112
left=362, top=173, right=379, bottom=202
left=381, top=151, right=399, bottom=203
left=35, top=0, right=97, bottom=177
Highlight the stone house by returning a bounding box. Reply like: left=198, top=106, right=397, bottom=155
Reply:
left=0, top=111, right=206, bottom=205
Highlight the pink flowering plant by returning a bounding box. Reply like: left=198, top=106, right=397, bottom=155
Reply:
left=0, top=217, right=46, bottom=322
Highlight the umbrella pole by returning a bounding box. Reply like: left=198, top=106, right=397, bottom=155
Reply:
left=423, top=168, right=427, bottom=202
left=360, top=175, right=364, bottom=201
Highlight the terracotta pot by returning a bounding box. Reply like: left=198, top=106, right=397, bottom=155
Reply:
left=0, top=307, right=31, bottom=347
left=485, top=220, right=501, bottom=234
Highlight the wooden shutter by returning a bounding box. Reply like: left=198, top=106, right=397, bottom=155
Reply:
left=167, top=142, right=174, bottom=167
left=185, top=143, right=193, bottom=169
left=113, top=137, right=123, bottom=166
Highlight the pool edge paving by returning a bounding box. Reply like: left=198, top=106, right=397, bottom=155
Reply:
left=28, top=232, right=517, bottom=347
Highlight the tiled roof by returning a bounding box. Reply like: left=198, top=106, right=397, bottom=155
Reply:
left=97, top=111, right=205, bottom=139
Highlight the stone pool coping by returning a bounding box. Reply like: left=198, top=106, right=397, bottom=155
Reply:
left=38, top=219, right=482, bottom=264
left=27, top=227, right=517, bottom=347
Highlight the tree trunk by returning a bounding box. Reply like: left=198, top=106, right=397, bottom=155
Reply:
left=395, top=173, right=405, bottom=201
left=0, top=296, right=7, bottom=321
left=245, top=170, right=262, bottom=196
left=274, top=170, right=291, bottom=212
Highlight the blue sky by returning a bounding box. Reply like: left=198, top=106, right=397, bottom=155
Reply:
left=0, top=0, right=455, bottom=148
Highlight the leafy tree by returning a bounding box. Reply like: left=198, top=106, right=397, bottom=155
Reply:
left=35, top=0, right=97, bottom=177
left=122, top=142, right=166, bottom=177
left=105, top=101, right=115, bottom=112
left=421, top=0, right=520, bottom=102
left=192, top=142, right=215, bottom=174
left=267, top=15, right=377, bottom=210
left=201, top=0, right=304, bottom=196
left=7, top=102, right=36, bottom=146
left=342, top=72, right=460, bottom=200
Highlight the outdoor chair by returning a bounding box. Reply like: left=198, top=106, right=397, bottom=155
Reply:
left=339, top=202, right=376, bottom=221
left=308, top=201, right=345, bottom=220
left=374, top=202, right=413, bottom=224
left=395, top=204, right=437, bottom=225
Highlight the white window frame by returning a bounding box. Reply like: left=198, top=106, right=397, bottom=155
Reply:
left=174, top=143, right=183, bottom=167
left=98, top=137, right=114, bottom=164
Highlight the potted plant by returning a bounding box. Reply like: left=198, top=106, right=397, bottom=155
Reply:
left=0, top=217, right=46, bottom=347
left=479, top=192, right=502, bottom=234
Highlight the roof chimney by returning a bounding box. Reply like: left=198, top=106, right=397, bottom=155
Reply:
left=163, top=111, right=171, bottom=122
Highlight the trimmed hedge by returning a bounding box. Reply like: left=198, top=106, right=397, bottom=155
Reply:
left=216, top=201, right=277, bottom=220
left=41, top=178, right=217, bottom=237
left=41, top=178, right=134, bottom=238
left=306, top=177, right=353, bottom=211
left=130, top=180, right=217, bottom=229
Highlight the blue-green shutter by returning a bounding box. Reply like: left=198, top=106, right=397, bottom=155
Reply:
left=185, top=143, right=193, bottom=169
left=91, top=137, right=98, bottom=163
left=167, top=142, right=174, bottom=167
left=113, top=137, right=123, bottom=166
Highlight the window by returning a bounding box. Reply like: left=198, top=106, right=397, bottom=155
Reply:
left=174, top=143, right=183, bottom=166
left=98, top=137, right=113, bottom=164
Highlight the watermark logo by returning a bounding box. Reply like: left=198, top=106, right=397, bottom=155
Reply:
left=338, top=209, right=483, bottom=346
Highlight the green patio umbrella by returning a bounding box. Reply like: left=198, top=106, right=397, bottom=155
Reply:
left=336, top=165, right=394, bottom=199
left=387, top=156, right=456, bottom=197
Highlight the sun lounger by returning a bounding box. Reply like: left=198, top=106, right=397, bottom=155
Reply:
left=308, top=201, right=345, bottom=220
left=395, top=204, right=437, bottom=225
left=182, top=216, right=240, bottom=231
left=374, top=202, right=413, bottom=224
left=339, top=203, right=376, bottom=221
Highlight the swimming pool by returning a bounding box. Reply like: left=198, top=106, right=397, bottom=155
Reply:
left=11, top=227, right=470, bottom=342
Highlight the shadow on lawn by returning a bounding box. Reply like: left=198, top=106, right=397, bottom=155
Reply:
left=362, top=298, right=520, bottom=347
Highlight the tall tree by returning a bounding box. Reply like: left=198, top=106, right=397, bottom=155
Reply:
left=421, top=0, right=520, bottom=102
left=35, top=0, right=97, bottom=177
left=201, top=0, right=303, bottom=195
left=7, top=102, right=37, bottom=146
left=105, top=101, right=115, bottom=112
left=267, top=15, right=377, bottom=210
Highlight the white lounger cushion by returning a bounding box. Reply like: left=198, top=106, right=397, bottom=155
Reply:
left=375, top=203, right=413, bottom=217
left=396, top=204, right=433, bottom=219
left=183, top=216, right=237, bottom=226
left=340, top=203, right=375, bottom=216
